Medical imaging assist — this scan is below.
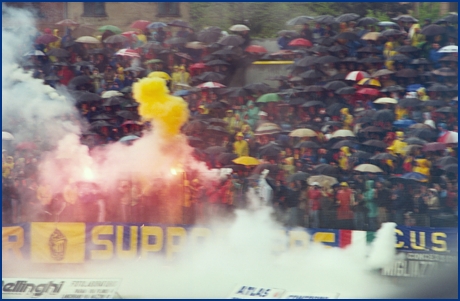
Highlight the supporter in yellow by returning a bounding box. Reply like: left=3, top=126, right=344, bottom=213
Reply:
left=172, top=65, right=190, bottom=92
left=383, top=41, right=397, bottom=71
left=2, top=156, right=14, bottom=178
left=338, top=146, right=351, bottom=171
left=410, top=24, right=426, bottom=48
left=395, top=104, right=409, bottom=120
left=283, top=157, right=296, bottom=176
left=413, top=158, right=430, bottom=177
left=233, top=132, right=249, bottom=157
left=136, top=30, right=147, bottom=44
left=391, top=131, right=407, bottom=155
left=116, top=63, right=125, bottom=81
left=416, top=87, right=429, bottom=101
left=241, top=124, right=254, bottom=139
left=171, top=65, right=181, bottom=91
left=340, top=107, right=353, bottom=130
left=223, top=110, right=237, bottom=135
left=47, top=29, right=62, bottom=62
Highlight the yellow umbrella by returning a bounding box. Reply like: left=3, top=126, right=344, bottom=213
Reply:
left=361, top=32, right=380, bottom=41
left=354, top=164, right=383, bottom=173
left=148, top=71, right=171, bottom=81
left=373, top=97, right=398, bottom=104
left=289, top=128, right=317, bottom=138
left=357, top=78, right=381, bottom=87
left=331, top=129, right=355, bottom=138
left=233, top=156, right=260, bottom=166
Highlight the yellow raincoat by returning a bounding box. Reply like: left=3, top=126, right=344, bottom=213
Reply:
left=395, top=105, right=409, bottom=120
left=338, top=146, right=351, bottom=171
left=47, top=29, right=61, bottom=62
left=413, top=158, right=430, bottom=177
left=417, top=87, right=429, bottom=101
left=233, top=133, right=249, bottom=157
left=282, top=157, right=296, bottom=176
left=340, top=108, right=353, bottom=130
left=2, top=157, right=14, bottom=178
left=391, top=131, right=407, bottom=155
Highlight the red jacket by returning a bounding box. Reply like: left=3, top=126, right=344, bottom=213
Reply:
left=336, top=188, right=353, bottom=220
left=308, top=189, right=321, bottom=211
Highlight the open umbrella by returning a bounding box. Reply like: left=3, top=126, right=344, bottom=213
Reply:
left=361, top=126, right=385, bottom=134
left=371, top=153, right=397, bottom=161
left=35, top=34, right=59, bottom=45
left=336, top=13, right=360, bottom=23
left=374, top=97, right=398, bottom=104
left=119, top=135, right=140, bottom=143
left=373, top=109, right=395, bottom=122
left=357, top=17, right=379, bottom=27
left=130, top=20, right=151, bottom=30
left=331, top=129, right=355, bottom=138
left=217, top=35, right=244, bottom=46
left=116, top=110, right=137, bottom=120
left=302, top=101, right=326, bottom=108
left=299, top=70, right=325, bottom=80
left=205, top=125, right=228, bottom=136
left=286, top=16, right=314, bottom=26
left=372, top=69, right=395, bottom=78
left=398, top=172, right=428, bottom=182
left=2, top=131, right=14, bottom=141
left=398, top=97, right=422, bottom=108
left=104, top=34, right=128, bottom=44
left=198, top=28, right=222, bottom=44
left=46, top=48, right=70, bottom=58
left=335, top=86, right=356, bottom=95
left=438, top=45, right=458, bottom=53
left=432, top=68, right=457, bottom=77
left=427, top=83, right=450, bottom=92
left=408, top=128, right=438, bottom=141
left=392, top=15, right=418, bottom=23
left=98, top=25, right=122, bottom=34
left=438, top=131, right=458, bottom=144
left=422, top=142, right=446, bottom=152
left=115, top=48, right=140, bottom=58
left=361, top=32, right=380, bottom=41
left=295, top=141, right=320, bottom=149
left=259, top=142, right=283, bottom=157
left=287, top=172, right=310, bottom=183
left=345, top=71, right=370, bottom=81
left=68, top=75, right=92, bottom=89
left=313, top=164, right=339, bottom=177
left=245, top=45, right=267, bottom=54
left=393, top=119, right=417, bottom=128
left=256, top=93, right=281, bottom=103
left=217, top=153, right=238, bottom=165
left=334, top=32, right=360, bottom=41
left=24, top=50, right=46, bottom=56
left=323, top=81, right=347, bottom=91
left=255, top=123, right=282, bottom=136
left=196, top=72, right=226, bottom=83
left=404, top=137, right=428, bottom=145
left=196, top=82, right=226, bottom=89
left=103, top=97, right=124, bottom=107
left=316, top=55, right=341, bottom=65
left=315, top=15, right=337, bottom=25
left=357, top=78, right=381, bottom=87
left=204, top=146, right=228, bottom=155
left=354, top=164, right=383, bottom=173
left=357, top=88, right=380, bottom=96
left=244, top=83, right=272, bottom=94
left=436, top=156, right=458, bottom=167
left=442, top=164, right=458, bottom=174
left=91, top=113, right=113, bottom=121
left=331, top=140, right=356, bottom=150
left=379, top=29, right=404, bottom=37
left=289, top=128, right=317, bottom=138
left=229, top=24, right=250, bottom=32
left=307, top=175, right=338, bottom=188
left=233, top=156, right=259, bottom=166
left=421, top=24, right=446, bottom=36
left=381, top=85, right=405, bottom=93
left=362, top=140, right=388, bottom=149
left=357, top=45, right=381, bottom=54
left=288, top=38, right=313, bottom=47
left=294, top=56, right=318, bottom=67
left=326, top=103, right=348, bottom=116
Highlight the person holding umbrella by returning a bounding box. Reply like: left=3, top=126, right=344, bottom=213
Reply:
left=300, top=23, right=313, bottom=41
left=233, top=132, right=249, bottom=157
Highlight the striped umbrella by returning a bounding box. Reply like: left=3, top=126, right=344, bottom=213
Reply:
left=255, top=123, right=282, bottom=136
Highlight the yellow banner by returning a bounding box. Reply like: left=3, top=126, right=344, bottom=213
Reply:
left=30, top=223, right=86, bottom=263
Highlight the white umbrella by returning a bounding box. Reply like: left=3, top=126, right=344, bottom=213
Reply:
left=229, top=24, right=250, bottom=32
left=75, top=36, right=101, bottom=44
left=24, top=50, right=45, bottom=56
left=354, top=164, right=383, bottom=173
left=374, top=97, right=398, bottom=104
left=101, top=90, right=123, bottom=98
left=115, top=48, right=140, bottom=58
left=331, top=129, right=355, bottom=138
left=438, top=45, right=458, bottom=53
left=289, top=128, right=317, bottom=138
left=307, top=175, right=338, bottom=188
left=2, top=132, right=14, bottom=141
left=255, top=123, right=282, bottom=136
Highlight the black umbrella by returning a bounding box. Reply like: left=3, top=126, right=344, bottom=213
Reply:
left=212, top=47, right=238, bottom=56
left=74, top=91, right=101, bottom=104
left=442, top=164, right=458, bottom=174
left=392, top=15, right=418, bottom=23
left=287, top=172, right=310, bottom=182
left=217, top=35, right=244, bottom=46
left=196, top=72, right=226, bottom=82
left=205, top=59, right=230, bottom=66
left=204, top=146, right=228, bottom=155
left=303, top=85, right=325, bottom=92
left=168, top=19, right=189, bottom=28
left=302, top=100, right=326, bottom=108
left=336, top=13, right=360, bottom=23
left=389, top=54, right=411, bottom=62
left=217, top=152, right=238, bottom=165
left=410, top=58, right=432, bottom=66
left=68, top=75, right=92, bottom=90
left=436, top=106, right=457, bottom=114
left=244, top=83, right=272, bottom=94
left=331, top=140, right=356, bottom=150
left=373, top=109, right=395, bottom=122
left=90, top=120, right=113, bottom=129
left=316, top=55, right=341, bottom=64
left=103, top=97, right=124, bottom=107
left=317, top=37, right=336, bottom=47
left=335, top=86, right=356, bottom=95
left=91, top=113, right=113, bottom=121
left=288, top=97, right=307, bottom=106
left=259, top=142, right=283, bottom=157
left=436, top=156, right=458, bottom=167
left=267, top=75, right=289, bottom=81
left=427, top=83, right=450, bottom=92
left=370, top=153, right=397, bottom=161
left=116, top=110, right=137, bottom=120
left=315, top=15, right=337, bottom=25
left=361, top=126, right=385, bottom=133
left=198, top=29, right=222, bottom=44
left=165, top=37, right=187, bottom=45
left=187, top=136, right=204, bottom=148
left=334, top=32, right=360, bottom=41
left=323, top=81, right=347, bottom=91
left=380, top=85, right=405, bottom=93
left=104, top=35, right=128, bottom=44
left=286, top=16, right=314, bottom=26
left=183, top=120, right=208, bottom=133
left=221, top=87, right=249, bottom=98
left=313, top=164, right=339, bottom=177
left=399, top=97, right=422, bottom=108
left=205, top=125, right=228, bottom=135
left=404, top=137, right=428, bottom=145
left=438, top=13, right=458, bottom=24
left=357, top=46, right=380, bottom=53
left=294, top=56, right=319, bottom=67
left=46, top=48, right=70, bottom=58
left=299, top=69, right=325, bottom=79
left=308, top=47, right=329, bottom=56
left=439, top=55, right=458, bottom=63
left=362, top=139, right=388, bottom=149
left=326, top=103, right=348, bottom=116
left=432, top=67, right=457, bottom=77
left=327, top=73, right=347, bottom=81
left=395, top=68, right=419, bottom=78
left=328, top=45, right=348, bottom=52
left=379, top=29, right=404, bottom=37
left=295, top=141, right=321, bottom=149
left=395, top=45, right=419, bottom=53
left=206, top=118, right=227, bottom=127
left=359, top=57, right=384, bottom=64
left=407, top=128, right=438, bottom=141
left=421, top=24, right=446, bottom=36
left=422, top=99, right=446, bottom=107
left=357, top=17, right=379, bottom=27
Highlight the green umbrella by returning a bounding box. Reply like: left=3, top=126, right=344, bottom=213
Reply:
left=144, top=59, right=163, bottom=65
left=256, top=93, right=281, bottom=103
left=98, top=25, right=122, bottom=34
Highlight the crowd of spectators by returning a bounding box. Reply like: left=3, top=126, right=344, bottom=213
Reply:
left=2, top=13, right=458, bottom=230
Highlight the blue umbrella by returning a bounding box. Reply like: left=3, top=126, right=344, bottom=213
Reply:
left=393, top=119, right=416, bottom=128
left=400, top=172, right=428, bottom=182
left=119, top=135, right=140, bottom=143
left=147, top=22, right=167, bottom=29
left=406, top=84, right=423, bottom=92
left=173, top=90, right=190, bottom=96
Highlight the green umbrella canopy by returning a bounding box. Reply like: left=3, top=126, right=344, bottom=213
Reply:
left=256, top=93, right=281, bottom=103
left=98, top=25, right=122, bottom=34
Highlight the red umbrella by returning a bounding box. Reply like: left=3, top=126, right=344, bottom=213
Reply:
left=245, top=45, right=267, bottom=53
left=115, top=48, right=140, bottom=58
left=196, top=82, right=226, bottom=89
left=288, top=38, right=313, bottom=47
left=56, top=19, right=79, bottom=27
left=121, top=31, right=138, bottom=40
left=130, top=20, right=151, bottom=31
left=356, top=88, right=380, bottom=96
left=190, top=62, right=206, bottom=70
left=345, top=71, right=370, bottom=81
left=438, top=131, right=458, bottom=144
left=16, top=142, right=37, bottom=150
left=35, top=34, right=59, bottom=45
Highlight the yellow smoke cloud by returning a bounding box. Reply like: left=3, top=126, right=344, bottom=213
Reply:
left=133, top=77, right=189, bottom=138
